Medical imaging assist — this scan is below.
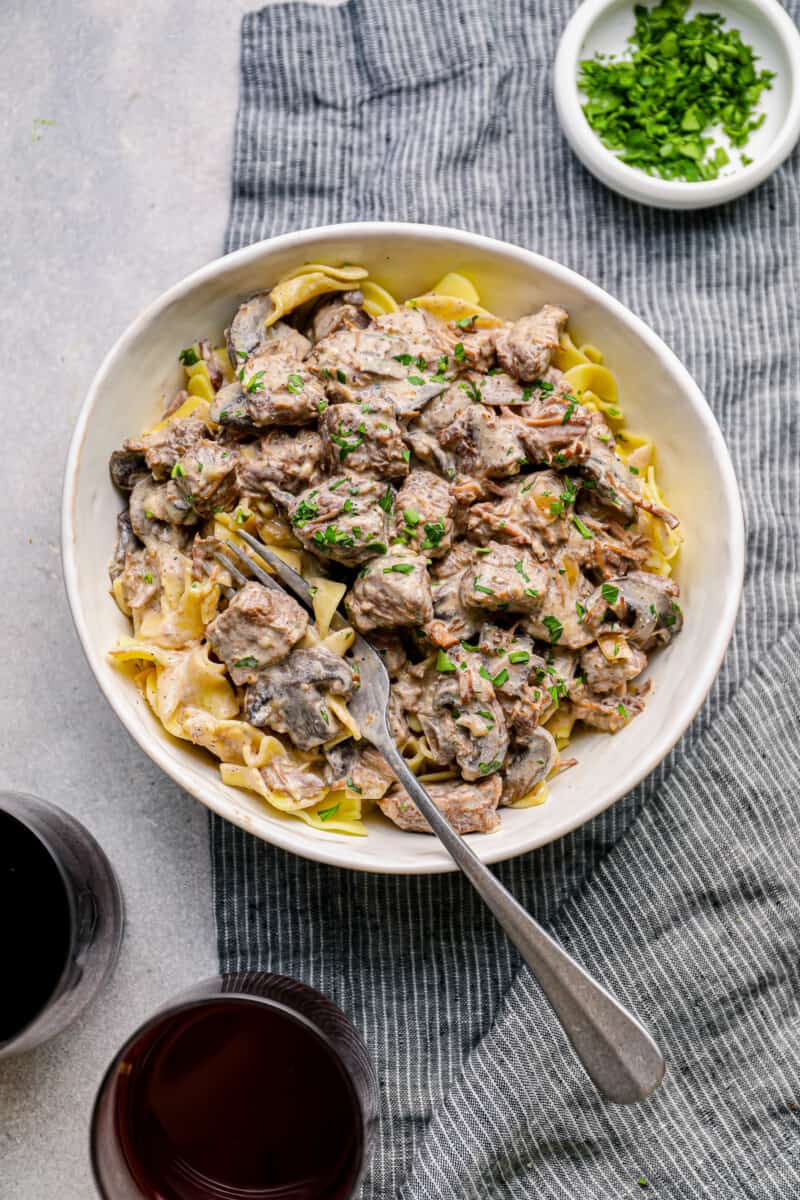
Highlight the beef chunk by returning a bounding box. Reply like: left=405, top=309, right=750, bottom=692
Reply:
left=392, top=469, right=455, bottom=559
left=524, top=558, right=595, bottom=650
left=244, top=646, right=355, bottom=751
left=466, top=469, right=574, bottom=551
left=129, top=477, right=199, bottom=548
left=458, top=542, right=548, bottom=615
left=286, top=474, right=390, bottom=565
left=125, top=416, right=207, bottom=481
left=425, top=543, right=480, bottom=648
left=379, top=775, right=501, bottom=834
left=407, top=384, right=528, bottom=480
left=170, top=440, right=239, bottom=518
left=206, top=581, right=309, bottom=684
left=494, top=304, right=568, bottom=381
left=210, top=344, right=324, bottom=430
left=477, top=625, right=548, bottom=742
left=319, top=398, right=409, bottom=478
left=346, top=553, right=433, bottom=633
left=324, top=740, right=395, bottom=799
left=237, top=429, right=324, bottom=497
left=417, top=656, right=508, bottom=781
left=569, top=682, right=647, bottom=733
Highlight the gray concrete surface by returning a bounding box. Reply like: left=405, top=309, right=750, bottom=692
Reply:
left=0, top=3, right=333, bottom=1195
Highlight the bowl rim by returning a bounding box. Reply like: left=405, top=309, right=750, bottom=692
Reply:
left=61, top=220, right=745, bottom=874
left=553, top=0, right=800, bottom=210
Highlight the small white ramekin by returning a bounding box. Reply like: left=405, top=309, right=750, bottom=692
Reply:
left=554, top=0, right=800, bottom=209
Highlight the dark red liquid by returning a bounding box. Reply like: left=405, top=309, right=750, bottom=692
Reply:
left=118, top=1000, right=362, bottom=1199
left=0, top=812, right=72, bottom=1043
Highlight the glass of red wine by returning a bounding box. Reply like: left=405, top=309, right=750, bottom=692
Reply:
left=91, top=972, right=379, bottom=1200
left=0, top=791, right=124, bottom=1058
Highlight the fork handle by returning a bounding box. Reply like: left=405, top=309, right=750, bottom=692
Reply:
left=379, top=741, right=665, bottom=1104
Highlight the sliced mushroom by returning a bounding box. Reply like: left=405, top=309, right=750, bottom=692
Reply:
left=109, top=448, right=147, bottom=492
left=501, top=727, right=557, bottom=805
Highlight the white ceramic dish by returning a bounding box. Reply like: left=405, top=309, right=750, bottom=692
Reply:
left=62, top=222, right=744, bottom=874
left=554, top=0, right=800, bottom=209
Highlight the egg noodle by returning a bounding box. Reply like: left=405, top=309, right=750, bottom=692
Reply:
left=110, top=265, right=681, bottom=835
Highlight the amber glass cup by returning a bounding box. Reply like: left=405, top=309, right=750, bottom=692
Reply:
left=91, top=972, right=379, bottom=1199
left=0, top=791, right=123, bottom=1058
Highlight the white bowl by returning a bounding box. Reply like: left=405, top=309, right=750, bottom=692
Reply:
left=62, top=222, right=744, bottom=874
left=554, top=0, right=800, bottom=209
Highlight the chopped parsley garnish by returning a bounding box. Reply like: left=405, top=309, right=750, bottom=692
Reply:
left=346, top=777, right=363, bottom=794
left=366, top=540, right=387, bottom=554
left=378, top=485, right=394, bottom=513
left=524, top=587, right=540, bottom=599
left=542, top=615, right=563, bottom=644
left=421, top=520, right=446, bottom=550
left=245, top=370, right=266, bottom=394
left=292, top=498, right=318, bottom=527
left=313, top=524, right=354, bottom=548
left=329, top=477, right=348, bottom=491
left=601, top=583, right=620, bottom=605
left=460, top=639, right=479, bottom=652
left=317, top=399, right=328, bottom=412
left=617, top=703, right=629, bottom=719
left=436, top=649, right=457, bottom=672
left=404, top=508, right=421, bottom=527
left=170, top=462, right=186, bottom=478
left=233, top=656, right=259, bottom=669
left=286, top=373, right=304, bottom=394
left=460, top=379, right=483, bottom=404
left=318, top=802, right=340, bottom=822
left=514, top=560, right=530, bottom=582
left=383, top=562, right=414, bottom=575
left=454, top=341, right=465, bottom=361
left=330, top=421, right=365, bottom=461
left=561, top=398, right=577, bottom=425
left=178, top=347, right=199, bottom=366
left=143, top=572, right=154, bottom=584
left=321, top=367, right=333, bottom=380
left=629, top=465, right=640, bottom=475
left=393, top=353, right=414, bottom=365
left=578, top=0, right=774, bottom=182
left=479, top=760, right=501, bottom=773
left=473, top=578, right=494, bottom=596
left=401, top=448, right=411, bottom=463
left=576, top=600, right=586, bottom=623
left=508, top=650, right=530, bottom=665
left=144, top=509, right=155, bottom=520
left=234, top=508, right=251, bottom=525
left=572, top=515, right=593, bottom=539
left=492, top=668, right=509, bottom=688
left=455, top=314, right=477, bottom=329
left=408, top=375, right=426, bottom=386
left=336, top=368, right=347, bottom=384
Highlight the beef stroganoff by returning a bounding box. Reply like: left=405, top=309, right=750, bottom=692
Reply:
left=108, top=265, right=683, bottom=837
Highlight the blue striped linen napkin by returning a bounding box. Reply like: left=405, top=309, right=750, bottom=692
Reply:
left=212, top=2, right=800, bottom=1195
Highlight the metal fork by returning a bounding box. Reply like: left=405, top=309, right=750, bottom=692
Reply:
left=215, top=528, right=665, bottom=1105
